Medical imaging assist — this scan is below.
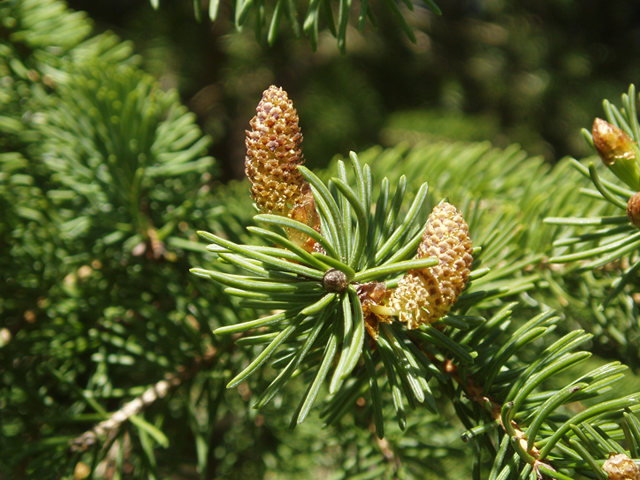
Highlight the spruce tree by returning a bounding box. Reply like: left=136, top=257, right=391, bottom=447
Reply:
left=1, top=1, right=639, bottom=479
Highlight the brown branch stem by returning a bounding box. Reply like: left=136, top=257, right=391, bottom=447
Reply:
left=431, top=356, right=556, bottom=477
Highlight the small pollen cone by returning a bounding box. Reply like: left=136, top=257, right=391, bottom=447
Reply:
left=245, top=86, right=306, bottom=215
left=388, top=202, right=473, bottom=329
left=602, top=453, right=640, bottom=480
left=245, top=86, right=321, bottom=252
left=628, top=192, right=640, bottom=228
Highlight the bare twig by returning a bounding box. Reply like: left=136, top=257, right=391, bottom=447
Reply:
left=70, top=346, right=217, bottom=452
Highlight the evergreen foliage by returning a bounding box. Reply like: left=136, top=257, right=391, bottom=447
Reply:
left=149, top=0, right=441, bottom=51
left=1, top=1, right=639, bottom=479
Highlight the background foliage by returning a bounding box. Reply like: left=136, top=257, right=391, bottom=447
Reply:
left=2, top=0, right=640, bottom=479
left=67, top=0, right=640, bottom=173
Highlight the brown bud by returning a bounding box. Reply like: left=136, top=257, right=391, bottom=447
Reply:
left=323, top=269, right=348, bottom=293
left=388, top=202, right=473, bottom=329
left=245, top=86, right=306, bottom=216
left=357, top=282, right=392, bottom=339
left=593, top=118, right=635, bottom=166
left=628, top=192, right=640, bottom=228
left=602, top=453, right=640, bottom=480
left=286, top=183, right=322, bottom=252
left=592, top=118, right=640, bottom=190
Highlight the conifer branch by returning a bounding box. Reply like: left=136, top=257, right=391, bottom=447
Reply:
left=70, top=347, right=218, bottom=452
left=4, top=3, right=640, bottom=475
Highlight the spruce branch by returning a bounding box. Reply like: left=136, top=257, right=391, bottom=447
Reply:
left=5, top=2, right=640, bottom=474
left=0, top=3, right=245, bottom=476
left=194, top=86, right=539, bottom=437
left=69, top=346, right=217, bottom=453
left=433, top=304, right=640, bottom=479
left=193, top=86, right=640, bottom=479
left=539, top=85, right=640, bottom=366
left=546, top=85, right=640, bottom=280
left=36, top=60, right=215, bottom=257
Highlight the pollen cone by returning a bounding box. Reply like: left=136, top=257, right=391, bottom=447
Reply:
left=245, top=85, right=306, bottom=216
left=388, top=202, right=473, bottom=329
left=245, top=86, right=321, bottom=252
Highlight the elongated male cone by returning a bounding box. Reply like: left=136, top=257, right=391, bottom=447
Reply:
left=245, top=86, right=322, bottom=252
left=245, top=86, right=306, bottom=216
left=592, top=118, right=640, bottom=190
left=388, top=202, right=473, bottom=329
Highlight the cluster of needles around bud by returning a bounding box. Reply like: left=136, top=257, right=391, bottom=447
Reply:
left=193, top=86, right=512, bottom=435
left=193, top=147, right=498, bottom=433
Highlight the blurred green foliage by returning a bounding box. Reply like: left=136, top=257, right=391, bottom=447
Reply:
left=68, top=0, right=640, bottom=174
